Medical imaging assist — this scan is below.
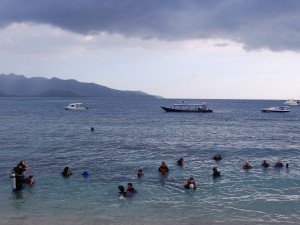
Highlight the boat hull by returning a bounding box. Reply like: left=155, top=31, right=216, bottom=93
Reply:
left=161, top=106, right=213, bottom=113
left=261, top=109, right=290, bottom=113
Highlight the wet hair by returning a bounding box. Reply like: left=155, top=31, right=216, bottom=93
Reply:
left=118, top=185, right=125, bottom=192
left=128, top=183, right=133, bottom=187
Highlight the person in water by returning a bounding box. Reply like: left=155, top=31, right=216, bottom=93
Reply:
left=261, top=160, right=270, bottom=168
left=213, top=154, right=222, bottom=161
left=118, top=185, right=126, bottom=199
left=25, top=175, right=35, bottom=186
left=243, top=161, right=252, bottom=170
left=177, top=157, right=184, bottom=167
left=183, top=177, right=197, bottom=189
left=126, top=183, right=137, bottom=196
left=158, top=161, right=169, bottom=174
left=275, top=159, right=284, bottom=168
left=62, top=167, right=72, bottom=177
left=212, top=167, right=221, bottom=177
left=13, top=161, right=30, bottom=190
left=137, top=169, right=144, bottom=178
left=286, top=163, right=289, bottom=168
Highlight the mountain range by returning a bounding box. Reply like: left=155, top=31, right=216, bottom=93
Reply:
left=0, top=74, right=158, bottom=98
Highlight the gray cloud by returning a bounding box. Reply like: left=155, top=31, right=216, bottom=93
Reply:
left=1, top=0, right=300, bottom=51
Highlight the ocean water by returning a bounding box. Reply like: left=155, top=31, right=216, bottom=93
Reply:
left=0, top=98, right=299, bottom=225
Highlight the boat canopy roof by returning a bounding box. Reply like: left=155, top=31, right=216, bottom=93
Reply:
left=173, top=103, right=206, bottom=107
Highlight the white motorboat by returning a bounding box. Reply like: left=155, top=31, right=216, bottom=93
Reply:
left=262, top=106, right=290, bottom=113
left=284, top=99, right=299, bottom=106
left=64, top=103, right=88, bottom=110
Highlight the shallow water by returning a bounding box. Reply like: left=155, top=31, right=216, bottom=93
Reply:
left=0, top=98, right=299, bottom=225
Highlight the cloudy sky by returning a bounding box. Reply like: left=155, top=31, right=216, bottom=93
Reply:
left=0, top=0, right=300, bottom=99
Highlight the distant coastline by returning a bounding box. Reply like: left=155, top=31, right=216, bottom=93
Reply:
left=0, top=73, right=159, bottom=98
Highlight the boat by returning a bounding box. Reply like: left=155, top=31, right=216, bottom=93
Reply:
left=161, top=101, right=213, bottom=113
left=64, top=103, right=88, bottom=110
left=261, top=106, right=290, bottom=113
left=284, top=99, right=299, bottom=106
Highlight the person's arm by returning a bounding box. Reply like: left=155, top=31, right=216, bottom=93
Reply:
left=22, top=161, right=31, bottom=170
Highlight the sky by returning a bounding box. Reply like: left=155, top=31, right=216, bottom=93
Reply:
left=0, top=0, right=300, bottom=99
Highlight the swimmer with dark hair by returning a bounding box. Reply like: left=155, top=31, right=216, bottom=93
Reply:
left=126, top=183, right=137, bottom=196
left=183, top=177, right=197, bottom=190
left=212, top=167, right=221, bottom=177
left=25, top=175, right=35, bottom=186
left=213, top=154, right=222, bottom=161
left=158, top=161, right=169, bottom=174
left=118, top=185, right=126, bottom=199
left=243, top=161, right=252, bottom=170
left=62, top=167, right=72, bottom=177
left=261, top=160, right=270, bottom=168
left=275, top=159, right=284, bottom=168
left=137, top=169, right=144, bottom=178
left=177, top=157, right=184, bottom=167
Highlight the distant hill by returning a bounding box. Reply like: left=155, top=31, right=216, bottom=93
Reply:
left=0, top=73, right=158, bottom=98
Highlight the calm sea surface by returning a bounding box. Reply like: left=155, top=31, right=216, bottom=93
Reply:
left=0, top=98, right=299, bottom=225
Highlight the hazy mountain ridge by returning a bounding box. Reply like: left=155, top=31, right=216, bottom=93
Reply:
left=0, top=74, right=157, bottom=98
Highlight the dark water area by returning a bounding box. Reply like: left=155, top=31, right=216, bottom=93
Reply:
left=0, top=97, right=299, bottom=225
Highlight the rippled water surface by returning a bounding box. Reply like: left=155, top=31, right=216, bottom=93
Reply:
left=0, top=98, right=299, bottom=225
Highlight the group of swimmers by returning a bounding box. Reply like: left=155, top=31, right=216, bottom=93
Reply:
left=12, top=154, right=289, bottom=195
left=243, top=159, right=289, bottom=170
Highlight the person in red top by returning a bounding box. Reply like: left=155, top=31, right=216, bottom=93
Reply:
left=158, top=161, right=169, bottom=174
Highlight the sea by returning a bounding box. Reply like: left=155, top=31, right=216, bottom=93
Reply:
left=0, top=97, right=299, bottom=225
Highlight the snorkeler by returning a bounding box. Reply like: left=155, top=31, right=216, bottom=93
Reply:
left=183, top=177, right=197, bottom=190
left=212, top=167, right=221, bottom=177
left=62, top=167, right=72, bottom=177
left=13, top=161, right=30, bottom=190
left=261, top=160, right=270, bottom=168
left=243, top=161, right=252, bottom=170
left=158, top=161, right=169, bottom=174
left=213, top=154, right=222, bottom=161
left=25, top=175, right=35, bottom=186
left=137, top=169, right=144, bottom=178
left=177, top=157, right=184, bottom=167
left=275, top=159, right=284, bottom=168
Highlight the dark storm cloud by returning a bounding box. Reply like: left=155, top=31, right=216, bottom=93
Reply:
left=1, top=0, right=300, bottom=51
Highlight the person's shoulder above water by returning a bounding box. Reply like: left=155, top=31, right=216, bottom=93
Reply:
left=137, top=169, right=144, bottom=178
left=183, top=177, right=197, bottom=190
left=25, top=175, right=35, bottom=185
left=274, top=159, right=284, bottom=168
left=261, top=160, right=270, bottom=168
left=212, top=167, right=221, bottom=177
left=158, top=161, right=169, bottom=174
left=177, top=157, right=184, bottom=167
left=213, top=154, right=222, bottom=161
left=126, top=183, right=137, bottom=196
left=243, top=161, right=252, bottom=170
